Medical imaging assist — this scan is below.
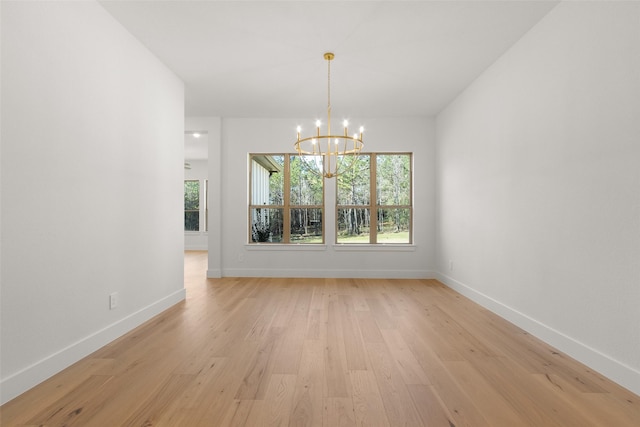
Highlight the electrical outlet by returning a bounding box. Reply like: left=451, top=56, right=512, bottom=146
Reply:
left=449, top=260, right=454, bottom=271
left=109, top=292, right=118, bottom=310
left=238, top=252, right=245, bottom=262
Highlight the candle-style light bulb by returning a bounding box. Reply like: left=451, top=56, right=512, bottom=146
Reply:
left=296, top=126, right=301, bottom=141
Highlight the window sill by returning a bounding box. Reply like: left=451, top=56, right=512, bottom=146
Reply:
left=244, top=243, right=415, bottom=252
left=332, top=244, right=416, bottom=252
left=245, top=244, right=327, bottom=251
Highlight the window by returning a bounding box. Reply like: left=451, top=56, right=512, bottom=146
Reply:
left=337, top=153, right=412, bottom=244
left=184, top=179, right=208, bottom=232
left=184, top=180, right=200, bottom=231
left=248, top=153, right=411, bottom=245
left=249, top=154, right=324, bottom=243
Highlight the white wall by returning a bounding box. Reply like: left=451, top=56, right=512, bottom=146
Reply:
left=436, top=1, right=640, bottom=394
left=219, top=117, right=436, bottom=278
left=184, top=159, right=209, bottom=250
left=0, top=1, right=185, bottom=404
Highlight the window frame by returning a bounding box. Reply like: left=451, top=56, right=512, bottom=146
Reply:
left=184, top=179, right=209, bottom=233
left=184, top=179, right=201, bottom=232
left=248, top=153, right=325, bottom=244
left=336, top=152, right=413, bottom=245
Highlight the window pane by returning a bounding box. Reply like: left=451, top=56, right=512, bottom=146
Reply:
left=290, top=156, right=323, bottom=205
left=251, top=155, right=284, bottom=205
left=377, top=208, right=411, bottom=243
left=250, top=208, right=283, bottom=243
left=337, top=155, right=370, bottom=205
left=377, top=154, right=410, bottom=205
left=337, top=208, right=370, bottom=243
left=185, top=180, right=200, bottom=231
left=290, top=208, right=323, bottom=243
left=184, top=180, right=199, bottom=210
left=185, top=211, right=199, bottom=231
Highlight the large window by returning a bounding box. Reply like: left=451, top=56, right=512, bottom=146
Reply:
left=249, top=154, right=323, bottom=243
left=249, top=153, right=411, bottom=244
left=337, top=153, right=412, bottom=244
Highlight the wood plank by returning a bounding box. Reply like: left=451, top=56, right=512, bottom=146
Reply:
left=469, top=355, right=587, bottom=427
left=271, top=285, right=312, bottom=374
left=306, top=308, right=322, bottom=340
left=529, top=371, right=640, bottom=427
left=324, top=300, right=350, bottom=398
left=322, top=398, right=356, bottom=427
left=349, top=370, right=391, bottom=427
left=406, top=384, right=456, bottom=427
left=219, top=399, right=254, bottom=427
left=355, top=310, right=384, bottom=343
left=24, top=375, right=114, bottom=426
left=365, top=296, right=396, bottom=330
left=0, top=357, right=113, bottom=425
left=379, top=329, right=430, bottom=385
left=338, top=295, right=368, bottom=370
left=120, top=374, right=196, bottom=427
left=442, top=360, right=531, bottom=426
left=364, top=341, right=424, bottom=426
left=234, top=329, right=280, bottom=400
left=261, top=374, right=297, bottom=427
left=290, top=340, right=324, bottom=427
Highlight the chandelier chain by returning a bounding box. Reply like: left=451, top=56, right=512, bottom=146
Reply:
left=327, top=56, right=331, bottom=109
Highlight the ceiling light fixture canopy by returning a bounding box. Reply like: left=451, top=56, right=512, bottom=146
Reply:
left=295, top=52, right=364, bottom=178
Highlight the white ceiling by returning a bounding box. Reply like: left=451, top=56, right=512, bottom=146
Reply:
left=99, top=0, right=558, bottom=118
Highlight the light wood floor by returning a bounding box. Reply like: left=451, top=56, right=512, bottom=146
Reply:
left=2, top=251, right=638, bottom=426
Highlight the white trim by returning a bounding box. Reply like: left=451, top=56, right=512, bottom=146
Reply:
left=0, top=289, right=186, bottom=405
left=436, top=272, right=640, bottom=396
left=222, top=267, right=434, bottom=279
left=243, top=244, right=416, bottom=252
left=185, top=244, right=208, bottom=251
left=245, top=244, right=327, bottom=251
left=207, top=268, right=222, bottom=278
left=332, top=244, right=416, bottom=252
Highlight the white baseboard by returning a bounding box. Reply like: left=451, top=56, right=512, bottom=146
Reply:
left=435, top=272, right=640, bottom=396
left=0, top=288, right=186, bottom=405
left=207, top=268, right=222, bottom=278
left=185, top=244, right=208, bottom=251
left=221, top=267, right=436, bottom=279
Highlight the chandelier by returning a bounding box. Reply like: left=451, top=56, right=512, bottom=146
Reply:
left=294, top=52, right=364, bottom=178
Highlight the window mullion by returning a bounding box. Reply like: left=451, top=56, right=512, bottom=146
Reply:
left=370, top=153, right=377, bottom=244
left=283, top=154, right=291, bottom=243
